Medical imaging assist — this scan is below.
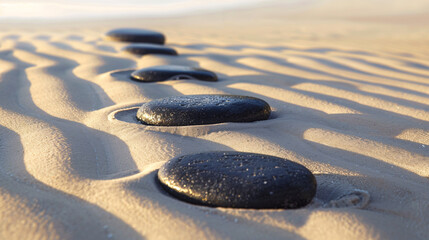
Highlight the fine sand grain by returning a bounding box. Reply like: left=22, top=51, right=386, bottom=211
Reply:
left=0, top=0, right=428, bottom=239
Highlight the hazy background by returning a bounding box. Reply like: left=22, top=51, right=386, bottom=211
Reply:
left=0, top=0, right=275, bottom=19
left=1, top=0, right=429, bottom=21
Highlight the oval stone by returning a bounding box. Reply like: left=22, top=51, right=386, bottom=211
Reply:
left=157, top=151, right=317, bottom=209
left=122, top=44, right=178, bottom=56
left=130, top=65, right=217, bottom=82
left=105, top=28, right=165, bottom=44
left=136, top=95, right=271, bottom=126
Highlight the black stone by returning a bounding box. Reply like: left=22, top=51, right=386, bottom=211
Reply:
left=105, top=28, right=165, bottom=44
left=136, top=95, right=271, bottom=126
left=122, top=44, right=178, bottom=56
left=157, top=151, right=317, bottom=209
left=130, top=65, right=217, bottom=82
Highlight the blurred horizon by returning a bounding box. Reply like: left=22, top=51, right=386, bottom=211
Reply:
left=0, top=0, right=274, bottom=20
left=1, top=0, right=428, bottom=22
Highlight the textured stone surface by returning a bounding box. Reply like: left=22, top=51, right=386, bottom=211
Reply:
left=157, top=151, right=317, bottom=209
left=130, top=65, right=217, bottom=82
left=105, top=28, right=165, bottom=44
left=122, top=43, right=177, bottom=56
left=136, top=95, right=271, bottom=126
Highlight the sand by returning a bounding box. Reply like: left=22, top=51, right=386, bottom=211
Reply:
left=0, top=0, right=428, bottom=239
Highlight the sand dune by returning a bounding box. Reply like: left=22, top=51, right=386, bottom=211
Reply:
left=0, top=1, right=428, bottom=239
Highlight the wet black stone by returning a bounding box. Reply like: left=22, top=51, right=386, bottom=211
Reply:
left=105, top=28, right=165, bottom=44
left=157, top=151, right=317, bottom=209
left=136, top=95, right=271, bottom=126
left=130, top=65, right=217, bottom=82
left=122, top=44, right=178, bottom=56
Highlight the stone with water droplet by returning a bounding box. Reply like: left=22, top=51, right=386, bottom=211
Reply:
left=136, top=95, right=271, bottom=126
left=130, top=65, right=217, bottom=82
left=157, top=151, right=317, bottom=209
left=105, top=28, right=165, bottom=44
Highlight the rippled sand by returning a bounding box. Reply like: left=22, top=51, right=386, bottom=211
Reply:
left=0, top=1, right=428, bottom=239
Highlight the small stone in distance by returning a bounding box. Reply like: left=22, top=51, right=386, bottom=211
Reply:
left=130, top=65, right=217, bottom=82
left=105, top=28, right=165, bottom=44
left=122, top=43, right=178, bottom=56
left=157, top=151, right=317, bottom=209
left=136, top=95, right=271, bottom=126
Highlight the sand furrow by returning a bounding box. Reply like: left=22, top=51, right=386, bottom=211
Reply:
left=303, top=128, right=429, bottom=176
left=60, top=38, right=120, bottom=55
left=228, top=82, right=359, bottom=115
left=238, top=55, right=429, bottom=96
left=285, top=49, right=429, bottom=83
left=0, top=107, right=89, bottom=184
left=0, top=48, right=125, bottom=182
left=308, top=56, right=429, bottom=94
left=335, top=51, right=429, bottom=80
left=12, top=49, right=88, bottom=119
left=338, top=56, right=429, bottom=83
left=33, top=39, right=136, bottom=78
left=30, top=39, right=135, bottom=106
left=356, top=85, right=429, bottom=106
left=285, top=53, right=428, bottom=85
left=290, top=83, right=429, bottom=122
left=0, top=125, right=142, bottom=240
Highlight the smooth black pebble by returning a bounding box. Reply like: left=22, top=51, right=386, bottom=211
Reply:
left=105, top=28, right=165, bottom=44
left=122, top=43, right=178, bottom=56
left=130, top=65, right=217, bottom=82
left=136, top=95, right=271, bottom=126
left=157, top=151, right=317, bottom=209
